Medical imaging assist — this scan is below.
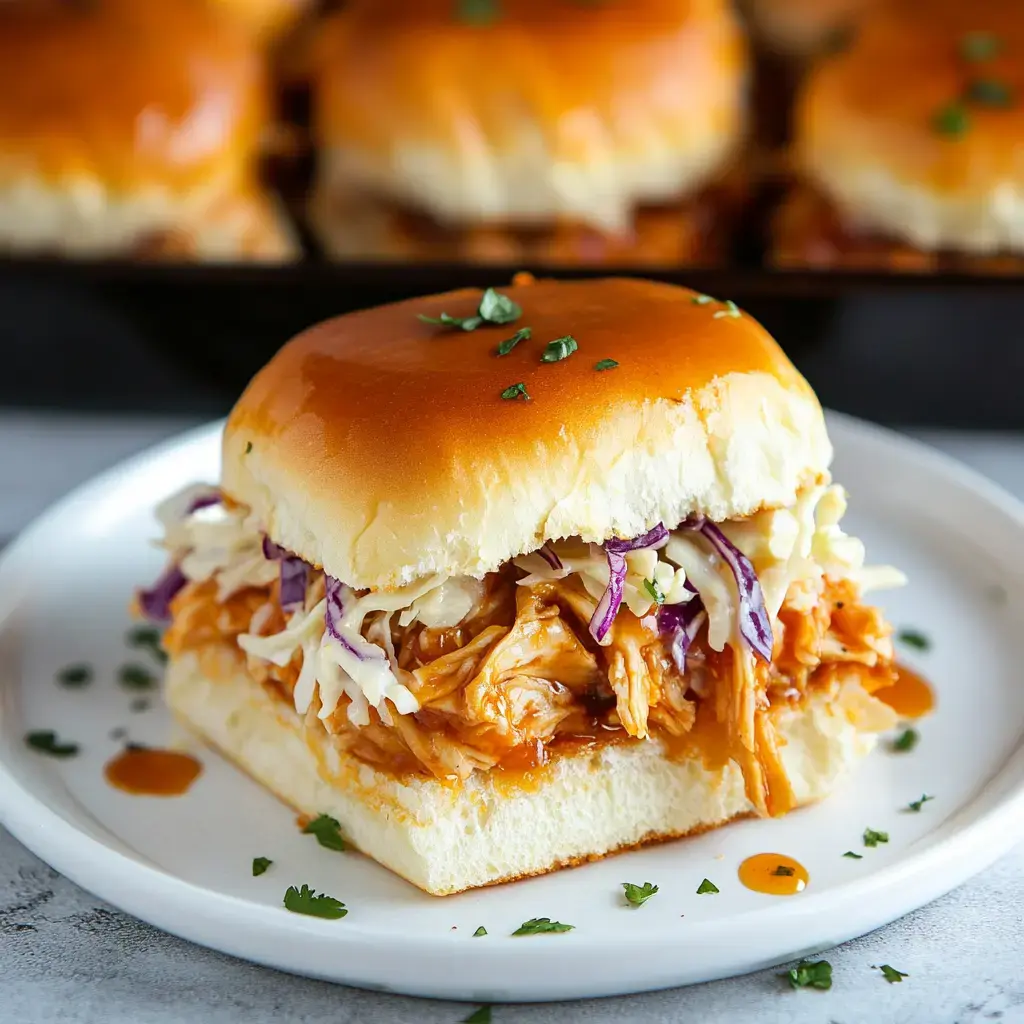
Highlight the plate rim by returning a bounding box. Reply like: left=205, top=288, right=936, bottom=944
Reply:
left=3, top=411, right=1024, bottom=1001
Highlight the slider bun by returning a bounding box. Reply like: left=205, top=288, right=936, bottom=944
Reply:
left=167, top=649, right=877, bottom=895
left=311, top=0, right=747, bottom=233
left=222, top=277, right=830, bottom=589
left=795, top=0, right=1024, bottom=253
left=0, top=0, right=295, bottom=259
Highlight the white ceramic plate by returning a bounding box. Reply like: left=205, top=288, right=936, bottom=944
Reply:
left=1, top=413, right=1023, bottom=1003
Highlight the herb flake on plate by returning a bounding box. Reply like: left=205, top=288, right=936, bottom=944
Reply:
left=302, top=814, right=345, bottom=852
left=512, top=917, right=574, bottom=936
left=843, top=851, right=863, bottom=859
left=282, top=884, right=347, bottom=919
left=118, top=664, right=157, bottom=691
left=57, top=663, right=92, bottom=687
left=897, top=628, right=931, bottom=651
left=781, top=960, right=833, bottom=991
left=696, top=878, right=719, bottom=895
left=25, top=730, right=79, bottom=758
left=462, top=1007, right=492, bottom=1024
left=907, top=794, right=934, bottom=812
left=594, top=358, right=619, bottom=371
left=473, top=925, right=487, bottom=937
left=877, top=964, right=909, bottom=983
left=622, top=882, right=659, bottom=907
left=252, top=857, right=272, bottom=876
left=892, top=727, right=919, bottom=753
left=863, top=828, right=889, bottom=848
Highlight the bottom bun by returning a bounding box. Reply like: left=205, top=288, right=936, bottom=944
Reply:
left=166, top=649, right=877, bottom=896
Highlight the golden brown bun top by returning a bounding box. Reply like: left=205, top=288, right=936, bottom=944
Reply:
left=222, top=277, right=830, bottom=589
left=797, top=0, right=1024, bottom=192
left=0, top=0, right=267, bottom=189
left=313, top=0, right=744, bottom=157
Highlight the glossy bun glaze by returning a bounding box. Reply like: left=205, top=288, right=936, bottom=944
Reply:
left=0, top=0, right=295, bottom=259
left=794, top=0, right=1024, bottom=254
left=222, top=277, right=830, bottom=589
left=310, top=0, right=747, bottom=235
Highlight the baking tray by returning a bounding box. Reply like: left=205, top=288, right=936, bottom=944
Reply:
left=0, top=257, right=1022, bottom=430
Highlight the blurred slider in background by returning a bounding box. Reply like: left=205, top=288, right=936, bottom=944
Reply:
left=0, top=0, right=299, bottom=261
left=773, top=0, right=1024, bottom=271
left=308, top=0, right=750, bottom=266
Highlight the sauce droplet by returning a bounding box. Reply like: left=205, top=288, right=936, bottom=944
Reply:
left=104, top=746, right=202, bottom=797
left=738, top=853, right=809, bottom=895
left=875, top=663, right=935, bottom=719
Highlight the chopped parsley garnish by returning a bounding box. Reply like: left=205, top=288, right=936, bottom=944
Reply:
left=463, top=1007, right=492, bottom=1024
left=127, top=625, right=168, bottom=664
left=57, top=663, right=92, bottom=687
left=302, top=814, right=346, bottom=852
left=512, top=917, right=574, bottom=935
left=863, top=828, right=889, bottom=848
left=129, top=698, right=150, bottom=713
left=244, top=441, right=253, bottom=455
left=25, top=730, right=80, bottom=758
left=966, top=78, right=1014, bottom=108
left=878, top=964, right=909, bottom=983
left=457, top=0, right=498, bottom=25
left=907, top=794, right=934, bottom=812
left=540, top=335, right=578, bottom=363
left=496, top=326, right=531, bottom=356
left=282, top=884, right=347, bottom=919
left=478, top=287, right=522, bottom=324
left=892, top=727, right=919, bottom=753
left=594, top=358, right=619, bottom=371
left=643, top=578, right=665, bottom=605
left=696, top=878, right=719, bottom=895
left=252, top=857, right=272, bottom=876
left=772, top=865, right=796, bottom=877
left=500, top=382, right=530, bottom=401
left=418, top=311, right=483, bottom=331
left=781, top=959, right=833, bottom=991
left=843, top=851, right=863, bottom=859
left=712, top=299, right=742, bottom=320
left=692, top=294, right=716, bottom=305
left=897, top=628, right=931, bottom=651
left=420, top=287, right=521, bottom=332
left=961, top=31, right=1001, bottom=63
left=118, top=664, right=156, bottom=691
left=622, top=881, right=659, bottom=907
left=473, top=925, right=487, bottom=937
left=933, top=102, right=970, bottom=136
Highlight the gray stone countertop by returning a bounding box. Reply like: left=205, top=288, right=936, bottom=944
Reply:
left=3, top=413, right=1024, bottom=1024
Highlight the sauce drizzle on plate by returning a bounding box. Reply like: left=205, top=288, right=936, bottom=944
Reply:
left=104, top=745, right=202, bottom=797
left=738, top=853, right=808, bottom=895
left=875, top=663, right=935, bottom=719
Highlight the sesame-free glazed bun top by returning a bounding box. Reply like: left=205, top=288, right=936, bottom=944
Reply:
left=795, top=0, right=1024, bottom=253
left=0, top=0, right=266, bottom=193
left=312, top=0, right=747, bottom=233
left=222, top=278, right=831, bottom=590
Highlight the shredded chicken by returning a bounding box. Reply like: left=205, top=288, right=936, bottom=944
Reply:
left=165, top=560, right=895, bottom=812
